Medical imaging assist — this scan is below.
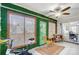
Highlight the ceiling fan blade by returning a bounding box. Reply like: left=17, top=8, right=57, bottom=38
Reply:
left=63, top=13, right=70, bottom=15
left=49, top=10, right=56, bottom=13
left=44, top=10, right=55, bottom=14
left=61, top=6, right=71, bottom=12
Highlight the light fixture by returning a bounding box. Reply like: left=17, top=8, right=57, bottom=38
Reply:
left=55, top=12, right=62, bottom=18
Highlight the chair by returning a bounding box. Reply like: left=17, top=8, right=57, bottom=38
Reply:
left=43, top=36, right=55, bottom=47
left=69, top=33, right=78, bottom=42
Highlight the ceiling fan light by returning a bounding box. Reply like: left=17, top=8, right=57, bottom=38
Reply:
left=55, top=12, right=62, bottom=17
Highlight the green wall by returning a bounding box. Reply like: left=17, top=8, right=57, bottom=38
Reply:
left=1, top=3, right=57, bottom=50
left=1, top=7, right=7, bottom=39
left=0, top=4, right=1, bottom=38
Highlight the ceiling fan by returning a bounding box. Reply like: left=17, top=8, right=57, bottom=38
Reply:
left=47, top=6, right=71, bottom=18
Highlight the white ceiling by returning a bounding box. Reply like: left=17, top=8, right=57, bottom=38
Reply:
left=14, top=3, right=79, bottom=23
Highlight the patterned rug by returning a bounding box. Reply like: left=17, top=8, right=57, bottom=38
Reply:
left=35, top=44, right=64, bottom=55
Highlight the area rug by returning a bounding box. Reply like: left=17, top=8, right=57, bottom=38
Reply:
left=35, top=44, right=64, bottom=55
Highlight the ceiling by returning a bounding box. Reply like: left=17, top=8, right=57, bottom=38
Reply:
left=14, top=3, right=79, bottom=23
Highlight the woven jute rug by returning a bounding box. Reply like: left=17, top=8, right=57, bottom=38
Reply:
left=35, top=44, right=64, bottom=55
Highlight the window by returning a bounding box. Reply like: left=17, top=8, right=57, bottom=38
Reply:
left=62, top=21, right=79, bottom=34
left=8, top=11, right=36, bottom=48
left=49, top=22, right=56, bottom=38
